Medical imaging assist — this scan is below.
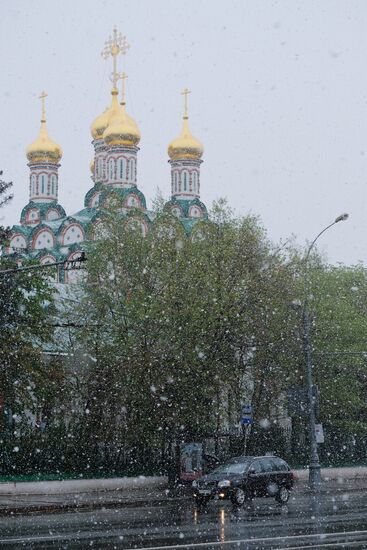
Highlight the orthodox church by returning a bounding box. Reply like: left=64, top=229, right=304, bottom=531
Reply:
left=7, top=29, right=208, bottom=283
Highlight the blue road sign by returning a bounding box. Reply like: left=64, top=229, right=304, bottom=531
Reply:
left=241, top=404, right=253, bottom=425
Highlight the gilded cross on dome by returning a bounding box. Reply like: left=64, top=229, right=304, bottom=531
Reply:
left=101, top=27, right=130, bottom=89
left=39, top=91, right=48, bottom=122
left=181, top=88, right=191, bottom=118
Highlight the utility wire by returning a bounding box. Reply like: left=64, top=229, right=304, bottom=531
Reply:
left=0, top=253, right=87, bottom=276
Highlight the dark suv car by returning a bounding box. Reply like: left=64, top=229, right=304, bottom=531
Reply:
left=192, top=455, right=294, bottom=506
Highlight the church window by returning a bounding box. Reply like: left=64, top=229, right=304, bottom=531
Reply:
left=183, top=172, right=187, bottom=191
left=190, top=206, right=201, bottom=218
left=193, top=172, right=197, bottom=193
left=109, top=159, right=115, bottom=180
left=51, top=175, right=56, bottom=195
left=130, top=160, right=135, bottom=182
left=119, top=158, right=124, bottom=179
left=31, top=175, right=36, bottom=195
left=41, top=175, right=45, bottom=194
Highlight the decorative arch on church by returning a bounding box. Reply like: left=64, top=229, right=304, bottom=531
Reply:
left=189, top=205, right=202, bottom=218
left=46, top=208, right=61, bottom=221
left=89, top=192, right=101, bottom=208
left=40, top=254, right=56, bottom=265
left=64, top=251, right=86, bottom=284
left=171, top=205, right=182, bottom=218
left=40, top=254, right=58, bottom=281
left=60, top=222, right=86, bottom=246
left=125, top=217, right=148, bottom=237
left=25, top=208, right=40, bottom=225
left=32, top=228, right=55, bottom=250
left=125, top=194, right=141, bottom=209
left=9, top=233, right=27, bottom=252
left=154, top=219, right=180, bottom=240
left=90, top=219, right=107, bottom=240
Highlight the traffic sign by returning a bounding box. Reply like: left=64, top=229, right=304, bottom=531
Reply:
left=240, top=404, right=253, bottom=425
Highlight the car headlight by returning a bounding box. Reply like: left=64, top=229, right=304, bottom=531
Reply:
left=218, top=479, right=231, bottom=488
left=192, top=480, right=198, bottom=488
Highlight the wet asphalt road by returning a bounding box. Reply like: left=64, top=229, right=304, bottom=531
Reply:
left=1, top=485, right=367, bottom=549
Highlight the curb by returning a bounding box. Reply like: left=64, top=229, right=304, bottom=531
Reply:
left=1, top=468, right=367, bottom=496
left=0, top=475, right=168, bottom=496
left=294, top=467, right=367, bottom=482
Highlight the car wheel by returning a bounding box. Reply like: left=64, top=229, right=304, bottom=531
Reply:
left=231, top=488, right=247, bottom=506
left=275, top=486, right=290, bottom=504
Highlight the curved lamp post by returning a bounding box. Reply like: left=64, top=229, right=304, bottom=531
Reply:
left=303, top=213, right=349, bottom=489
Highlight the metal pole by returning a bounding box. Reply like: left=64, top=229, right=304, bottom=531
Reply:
left=302, top=213, right=348, bottom=490
left=303, top=298, right=321, bottom=487
left=243, top=424, right=249, bottom=456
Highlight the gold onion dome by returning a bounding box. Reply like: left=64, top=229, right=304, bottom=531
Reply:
left=26, top=118, right=62, bottom=163
left=90, top=107, right=111, bottom=139
left=103, top=92, right=141, bottom=147
left=90, top=88, right=120, bottom=139
left=168, top=116, right=203, bottom=161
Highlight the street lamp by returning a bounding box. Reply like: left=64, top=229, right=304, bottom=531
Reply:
left=303, top=213, right=349, bottom=489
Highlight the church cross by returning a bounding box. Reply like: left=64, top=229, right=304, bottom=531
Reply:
left=181, top=87, right=191, bottom=118
left=101, top=27, right=130, bottom=90
left=39, top=91, right=48, bottom=122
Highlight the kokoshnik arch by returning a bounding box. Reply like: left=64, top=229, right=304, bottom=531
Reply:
left=6, top=28, right=208, bottom=283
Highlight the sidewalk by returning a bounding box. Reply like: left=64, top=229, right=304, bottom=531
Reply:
left=1, top=467, right=366, bottom=516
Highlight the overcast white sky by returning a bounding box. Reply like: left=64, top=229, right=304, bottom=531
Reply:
left=1, top=0, right=366, bottom=264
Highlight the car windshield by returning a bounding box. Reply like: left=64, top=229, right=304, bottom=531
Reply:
left=211, top=461, right=251, bottom=475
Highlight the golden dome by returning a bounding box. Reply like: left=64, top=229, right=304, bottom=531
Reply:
left=26, top=120, right=62, bottom=163
left=103, top=98, right=141, bottom=147
left=90, top=88, right=121, bottom=139
left=168, top=116, right=203, bottom=161
left=90, top=107, right=111, bottom=139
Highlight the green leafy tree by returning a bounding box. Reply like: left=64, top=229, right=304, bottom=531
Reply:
left=47, top=197, right=367, bottom=474
left=66, top=197, right=299, bottom=473
left=0, top=172, right=55, bottom=474
left=309, top=264, right=367, bottom=463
